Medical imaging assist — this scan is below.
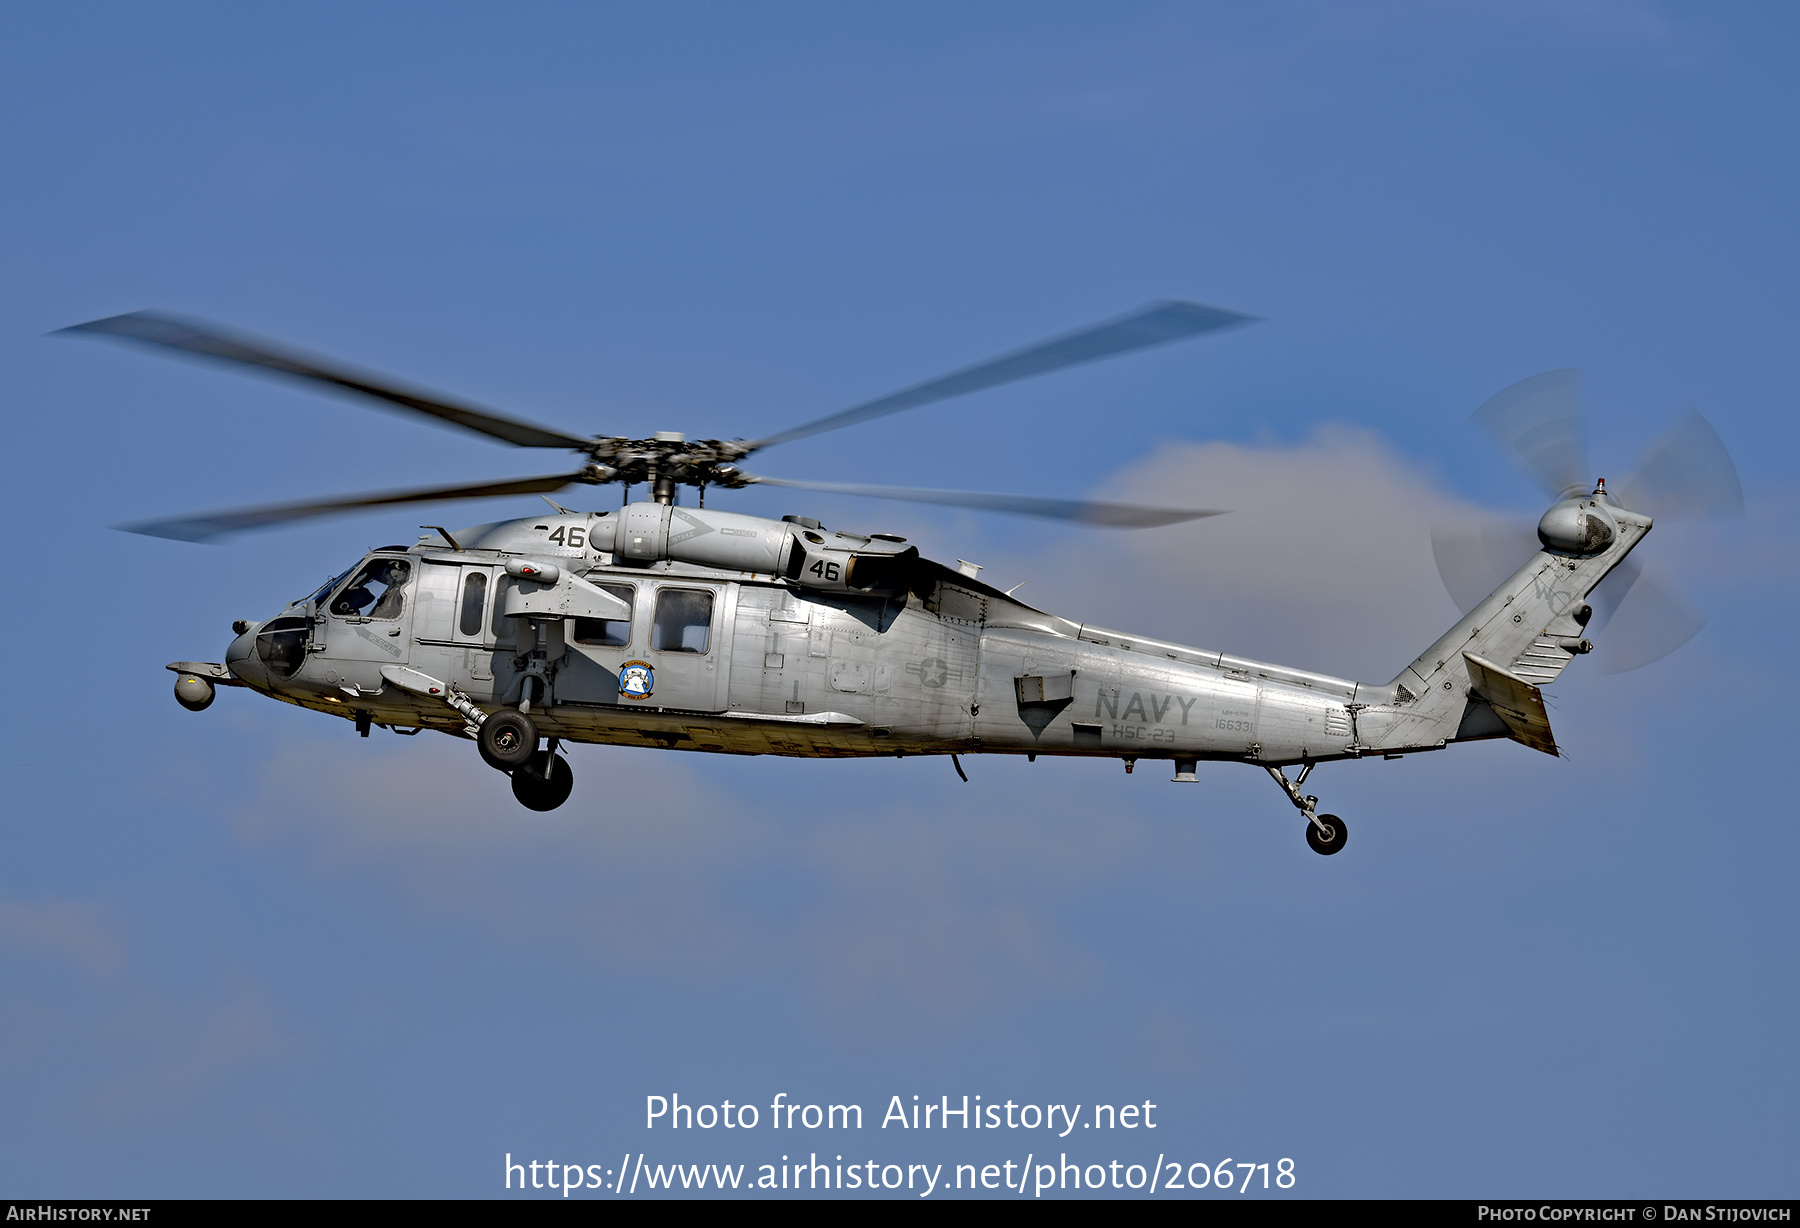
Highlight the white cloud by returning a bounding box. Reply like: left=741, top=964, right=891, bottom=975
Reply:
left=1010, top=427, right=1483, bottom=681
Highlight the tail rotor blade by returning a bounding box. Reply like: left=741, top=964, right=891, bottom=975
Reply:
left=1430, top=521, right=1541, bottom=614
left=1589, top=560, right=1706, bottom=673
left=1457, top=380, right=1733, bottom=676
left=1471, top=368, right=1589, bottom=499
left=1586, top=555, right=1640, bottom=637
left=1612, top=409, right=1744, bottom=520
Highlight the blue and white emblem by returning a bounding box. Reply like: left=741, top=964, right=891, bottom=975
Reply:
left=617, top=660, right=654, bottom=701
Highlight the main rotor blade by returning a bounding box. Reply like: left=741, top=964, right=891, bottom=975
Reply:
left=120, top=473, right=589, bottom=543
left=744, top=475, right=1225, bottom=528
left=1587, top=558, right=1707, bottom=673
left=59, top=311, right=593, bottom=450
left=1471, top=368, right=1589, bottom=499
left=744, top=300, right=1257, bottom=452
left=1611, top=409, right=1744, bottom=520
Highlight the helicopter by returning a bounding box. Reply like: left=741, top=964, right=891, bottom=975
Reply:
left=63, top=304, right=1741, bottom=853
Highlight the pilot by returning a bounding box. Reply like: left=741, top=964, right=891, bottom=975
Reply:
left=366, top=559, right=410, bottom=618
left=329, top=559, right=409, bottom=618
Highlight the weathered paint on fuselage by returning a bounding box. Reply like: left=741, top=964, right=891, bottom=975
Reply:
left=221, top=495, right=1649, bottom=771
left=224, top=509, right=1389, bottom=768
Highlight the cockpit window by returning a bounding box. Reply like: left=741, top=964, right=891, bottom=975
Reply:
left=255, top=616, right=309, bottom=679
left=329, top=558, right=412, bottom=619
left=302, top=567, right=355, bottom=608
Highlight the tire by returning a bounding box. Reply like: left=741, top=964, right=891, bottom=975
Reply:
left=511, top=752, right=574, bottom=812
left=478, top=709, right=538, bottom=771
left=1306, top=813, right=1347, bottom=856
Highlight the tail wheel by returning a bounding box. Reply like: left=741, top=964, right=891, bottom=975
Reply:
left=1306, top=813, right=1347, bottom=856
left=479, top=709, right=538, bottom=771
left=511, top=752, right=574, bottom=812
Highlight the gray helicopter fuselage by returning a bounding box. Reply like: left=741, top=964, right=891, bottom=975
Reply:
left=216, top=503, right=1404, bottom=766
left=210, top=494, right=1648, bottom=771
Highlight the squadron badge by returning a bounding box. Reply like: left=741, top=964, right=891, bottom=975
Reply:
left=617, top=660, right=655, bottom=701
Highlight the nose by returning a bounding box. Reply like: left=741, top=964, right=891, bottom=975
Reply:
left=226, top=622, right=270, bottom=689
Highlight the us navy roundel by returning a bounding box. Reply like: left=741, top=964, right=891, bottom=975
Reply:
left=618, top=660, right=654, bottom=701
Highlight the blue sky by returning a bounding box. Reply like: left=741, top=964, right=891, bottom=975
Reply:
left=1, top=1, right=1795, bottom=1198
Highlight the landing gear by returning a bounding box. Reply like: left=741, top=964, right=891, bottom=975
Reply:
left=474, top=706, right=574, bottom=810
left=479, top=709, right=538, bottom=770
left=1264, top=763, right=1349, bottom=856
left=511, top=750, right=574, bottom=812
left=1304, top=813, right=1348, bottom=856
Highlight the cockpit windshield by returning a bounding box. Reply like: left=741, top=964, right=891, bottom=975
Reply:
left=328, top=558, right=413, bottom=620
left=301, top=566, right=356, bottom=608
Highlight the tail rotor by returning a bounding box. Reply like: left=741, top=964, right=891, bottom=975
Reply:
left=1434, top=369, right=1742, bottom=673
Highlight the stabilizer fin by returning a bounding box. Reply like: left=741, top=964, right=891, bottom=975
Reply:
left=1463, top=653, right=1558, bottom=757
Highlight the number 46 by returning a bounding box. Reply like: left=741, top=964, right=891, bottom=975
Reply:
left=547, top=526, right=586, bottom=548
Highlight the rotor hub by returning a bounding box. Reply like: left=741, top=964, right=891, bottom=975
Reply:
left=577, top=436, right=754, bottom=492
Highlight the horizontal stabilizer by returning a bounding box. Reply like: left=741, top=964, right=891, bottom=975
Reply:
left=1463, top=653, right=1558, bottom=757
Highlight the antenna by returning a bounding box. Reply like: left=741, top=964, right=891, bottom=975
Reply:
left=420, top=525, right=464, bottom=551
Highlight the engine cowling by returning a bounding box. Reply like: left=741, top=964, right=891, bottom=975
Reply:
left=583, top=504, right=917, bottom=594
left=780, top=526, right=919, bottom=595
left=468, top=504, right=920, bottom=596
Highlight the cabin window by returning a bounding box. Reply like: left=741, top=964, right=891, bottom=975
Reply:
left=573, top=583, right=637, bottom=647
left=491, top=579, right=512, bottom=642
left=329, top=558, right=411, bottom=619
left=652, top=588, right=713, bottom=654
left=458, top=572, right=489, bottom=637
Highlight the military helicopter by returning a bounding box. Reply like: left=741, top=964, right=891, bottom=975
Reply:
left=64, top=305, right=1740, bottom=852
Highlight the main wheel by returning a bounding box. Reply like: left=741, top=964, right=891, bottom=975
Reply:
left=479, top=709, right=538, bottom=771
left=1305, top=813, right=1348, bottom=856
left=511, top=752, right=574, bottom=812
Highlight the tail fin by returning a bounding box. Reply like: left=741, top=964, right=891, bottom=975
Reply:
left=1357, top=498, right=1651, bottom=756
